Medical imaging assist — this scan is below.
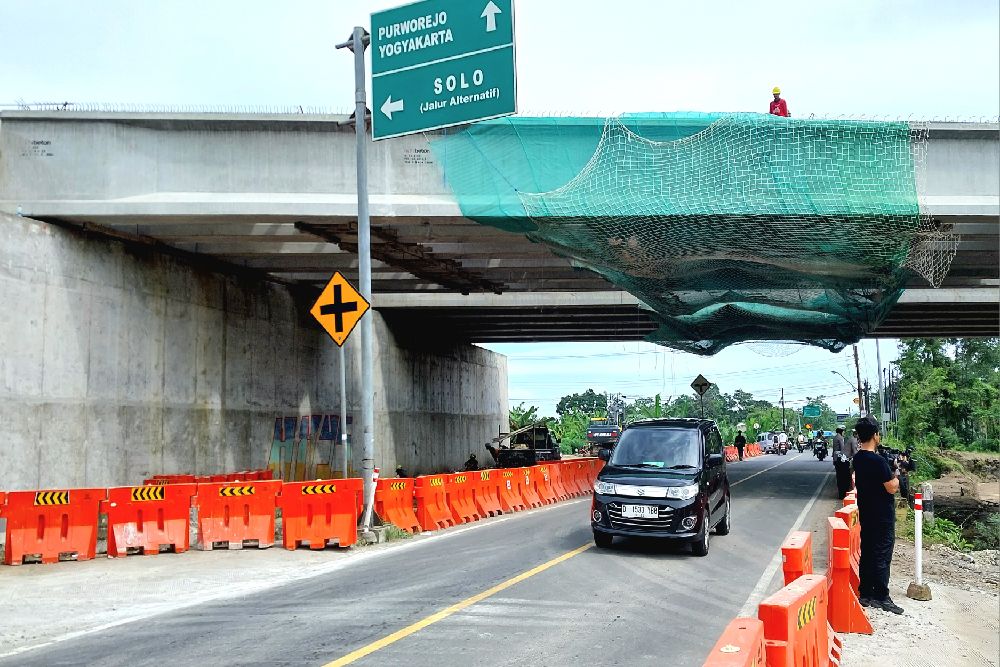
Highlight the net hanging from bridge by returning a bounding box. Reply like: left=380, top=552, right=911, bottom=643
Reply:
left=431, top=113, right=958, bottom=355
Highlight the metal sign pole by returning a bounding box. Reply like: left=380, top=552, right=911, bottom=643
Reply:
left=337, top=26, right=376, bottom=534
left=340, top=344, right=348, bottom=479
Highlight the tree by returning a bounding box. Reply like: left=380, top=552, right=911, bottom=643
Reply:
left=509, top=402, right=540, bottom=430
left=556, top=389, right=606, bottom=417
left=625, top=394, right=667, bottom=422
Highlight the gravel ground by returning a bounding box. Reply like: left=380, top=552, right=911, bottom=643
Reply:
left=840, top=541, right=999, bottom=667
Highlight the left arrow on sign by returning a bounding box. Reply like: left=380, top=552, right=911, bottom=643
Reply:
left=381, top=96, right=404, bottom=119
left=481, top=1, right=501, bottom=32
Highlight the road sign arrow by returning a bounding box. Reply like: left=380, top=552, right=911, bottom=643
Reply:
left=380, top=95, right=404, bottom=120
left=691, top=374, right=712, bottom=396
left=481, top=1, right=501, bottom=32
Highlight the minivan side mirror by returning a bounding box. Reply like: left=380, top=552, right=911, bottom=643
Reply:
left=707, top=453, right=724, bottom=467
left=598, top=448, right=611, bottom=462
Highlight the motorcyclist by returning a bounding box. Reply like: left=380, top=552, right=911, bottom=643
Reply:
left=797, top=432, right=806, bottom=452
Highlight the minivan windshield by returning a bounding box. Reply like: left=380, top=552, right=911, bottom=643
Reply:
left=610, top=428, right=701, bottom=469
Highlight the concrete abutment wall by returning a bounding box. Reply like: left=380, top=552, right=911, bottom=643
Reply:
left=0, top=213, right=507, bottom=491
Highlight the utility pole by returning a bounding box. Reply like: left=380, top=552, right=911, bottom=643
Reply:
left=875, top=339, right=887, bottom=436
left=853, top=344, right=865, bottom=417
left=863, top=380, right=871, bottom=416
left=336, top=27, right=376, bottom=535
left=781, top=388, right=786, bottom=431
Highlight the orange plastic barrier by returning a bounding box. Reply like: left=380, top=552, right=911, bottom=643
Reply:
left=104, top=483, right=197, bottom=557
left=835, top=504, right=861, bottom=598
left=497, top=469, right=527, bottom=512
left=724, top=446, right=739, bottom=462
left=827, top=516, right=873, bottom=634
left=193, top=479, right=281, bottom=550
left=565, top=459, right=584, bottom=496
left=446, top=473, right=480, bottom=524
left=278, top=479, right=360, bottom=550
left=473, top=469, right=504, bottom=517
left=780, top=530, right=814, bottom=585
left=1, top=488, right=105, bottom=565
left=545, top=463, right=569, bottom=501
left=375, top=478, right=420, bottom=533
left=758, top=574, right=839, bottom=667
left=518, top=467, right=543, bottom=508
left=414, top=475, right=455, bottom=531
left=532, top=465, right=557, bottom=504
left=702, top=617, right=768, bottom=667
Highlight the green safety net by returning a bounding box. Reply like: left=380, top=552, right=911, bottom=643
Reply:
left=431, top=113, right=958, bottom=355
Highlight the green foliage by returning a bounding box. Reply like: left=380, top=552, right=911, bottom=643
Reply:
left=508, top=402, right=541, bottom=430
left=556, top=389, right=607, bottom=417
left=897, top=509, right=972, bottom=551
left=895, top=339, right=1000, bottom=452
left=547, top=412, right=590, bottom=453
left=972, top=514, right=1000, bottom=551
left=382, top=525, right=413, bottom=541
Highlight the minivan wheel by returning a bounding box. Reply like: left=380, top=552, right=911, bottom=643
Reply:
left=593, top=531, right=613, bottom=549
left=715, top=496, right=731, bottom=536
left=692, top=509, right=710, bottom=556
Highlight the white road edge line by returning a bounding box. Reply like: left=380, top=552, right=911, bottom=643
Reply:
left=731, top=453, right=804, bottom=487
left=0, top=496, right=588, bottom=659
left=736, top=469, right=833, bottom=618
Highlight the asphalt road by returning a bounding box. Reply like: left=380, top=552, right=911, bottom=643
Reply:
left=3, top=453, right=837, bottom=667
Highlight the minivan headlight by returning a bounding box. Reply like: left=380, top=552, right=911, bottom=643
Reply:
left=594, top=481, right=617, bottom=495
left=664, top=484, right=699, bottom=501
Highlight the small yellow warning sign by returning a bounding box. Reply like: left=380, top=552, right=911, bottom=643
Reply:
left=309, top=272, right=370, bottom=347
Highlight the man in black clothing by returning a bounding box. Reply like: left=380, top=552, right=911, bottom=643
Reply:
left=734, top=431, right=747, bottom=461
left=832, top=426, right=853, bottom=498
left=852, top=415, right=904, bottom=615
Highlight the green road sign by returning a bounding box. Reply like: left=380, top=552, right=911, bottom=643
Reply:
left=371, top=0, right=516, bottom=140
left=802, top=405, right=822, bottom=418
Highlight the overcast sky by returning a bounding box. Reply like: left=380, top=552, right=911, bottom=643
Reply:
left=1, top=0, right=995, bottom=416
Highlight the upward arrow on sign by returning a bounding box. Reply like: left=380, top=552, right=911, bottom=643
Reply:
left=481, top=1, right=502, bottom=32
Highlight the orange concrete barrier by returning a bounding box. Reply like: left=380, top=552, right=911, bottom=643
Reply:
left=1, top=488, right=105, bottom=565
left=104, top=483, right=198, bottom=557
left=193, top=479, right=281, bottom=550
left=446, top=473, right=480, bottom=524
left=827, top=516, right=872, bottom=634
left=702, top=617, right=768, bottom=667
left=759, top=574, right=839, bottom=667
left=375, top=478, right=420, bottom=533
left=518, top=467, right=543, bottom=508
left=278, top=479, right=360, bottom=550
left=497, top=469, right=527, bottom=512
left=547, top=462, right=571, bottom=500
left=780, top=530, right=814, bottom=586
left=414, top=475, right=455, bottom=531
left=473, top=470, right=503, bottom=518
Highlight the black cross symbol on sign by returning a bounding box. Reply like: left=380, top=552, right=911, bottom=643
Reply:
left=320, top=285, right=358, bottom=333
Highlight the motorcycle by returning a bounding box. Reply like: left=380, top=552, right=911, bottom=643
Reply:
left=796, top=441, right=804, bottom=453
left=814, top=442, right=828, bottom=462
left=778, top=442, right=788, bottom=456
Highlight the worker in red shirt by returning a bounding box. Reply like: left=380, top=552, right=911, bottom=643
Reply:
left=769, top=86, right=790, bottom=117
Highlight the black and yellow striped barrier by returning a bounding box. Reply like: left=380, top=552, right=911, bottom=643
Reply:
left=33, top=491, right=69, bottom=506
left=301, top=484, right=337, bottom=495
left=131, top=486, right=165, bottom=502
left=219, top=485, right=255, bottom=497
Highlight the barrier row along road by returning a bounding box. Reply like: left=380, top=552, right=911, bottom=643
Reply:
left=703, top=489, right=868, bottom=666
left=0, top=459, right=602, bottom=566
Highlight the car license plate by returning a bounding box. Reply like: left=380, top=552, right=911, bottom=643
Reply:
left=621, top=504, right=658, bottom=519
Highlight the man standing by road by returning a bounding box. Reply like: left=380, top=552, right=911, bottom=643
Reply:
left=734, top=431, right=747, bottom=461
left=833, top=426, right=853, bottom=498
left=769, top=87, right=790, bottom=117
left=853, top=416, right=904, bottom=614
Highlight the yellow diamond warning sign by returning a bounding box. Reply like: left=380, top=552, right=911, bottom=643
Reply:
left=309, top=272, right=370, bottom=347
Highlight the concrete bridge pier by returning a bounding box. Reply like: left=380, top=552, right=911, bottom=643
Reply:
left=0, top=212, right=507, bottom=491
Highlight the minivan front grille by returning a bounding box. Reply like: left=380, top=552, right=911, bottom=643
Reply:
left=607, top=502, right=674, bottom=531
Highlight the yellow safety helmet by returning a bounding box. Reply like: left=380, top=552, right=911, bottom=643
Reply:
left=772, top=86, right=781, bottom=95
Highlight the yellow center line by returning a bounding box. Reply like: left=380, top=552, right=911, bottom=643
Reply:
left=323, top=543, right=594, bottom=667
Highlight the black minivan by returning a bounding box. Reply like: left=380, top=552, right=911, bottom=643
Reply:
left=590, top=418, right=731, bottom=556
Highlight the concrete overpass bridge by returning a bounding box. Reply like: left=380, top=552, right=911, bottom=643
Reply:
left=1, top=111, right=997, bottom=342
left=0, top=110, right=996, bottom=491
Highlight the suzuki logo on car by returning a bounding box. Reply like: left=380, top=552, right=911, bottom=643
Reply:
left=637, top=488, right=645, bottom=496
